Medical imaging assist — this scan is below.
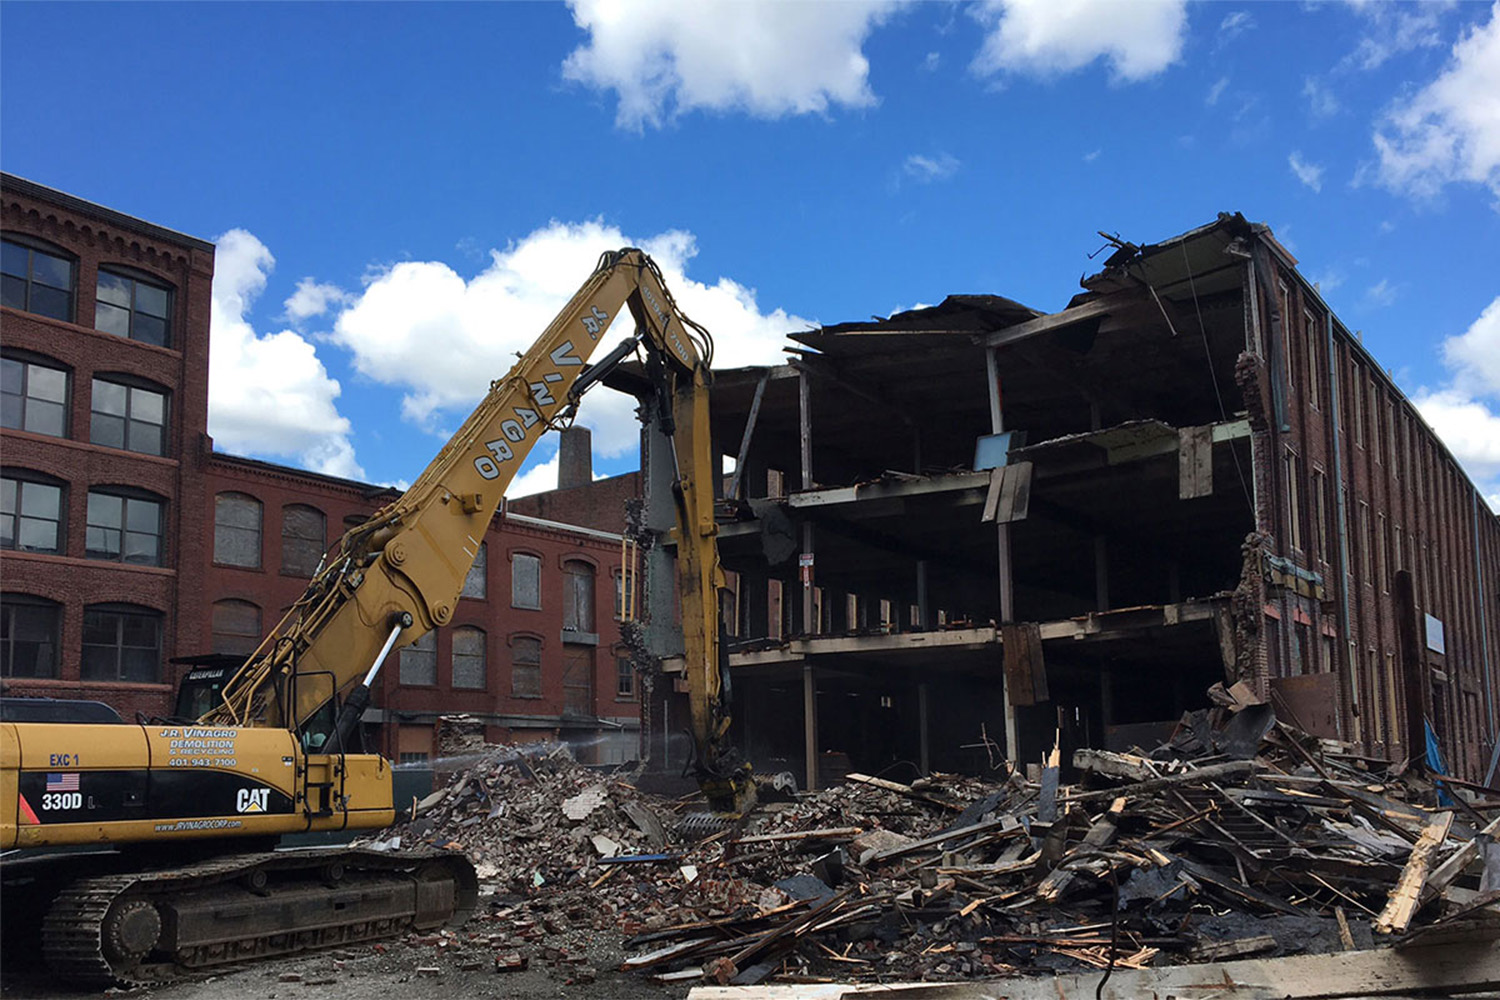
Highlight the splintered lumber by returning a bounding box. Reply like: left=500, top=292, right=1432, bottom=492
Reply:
left=845, top=773, right=963, bottom=812
left=1422, top=813, right=1500, bottom=904
left=1376, top=810, right=1454, bottom=935
left=1062, top=760, right=1254, bottom=804
left=1190, top=933, right=1276, bottom=961
left=1037, top=742, right=1062, bottom=823
left=1036, top=797, right=1126, bottom=902
left=1072, top=748, right=1160, bottom=782
left=733, top=826, right=863, bottom=845
left=866, top=815, right=1016, bottom=864
left=685, top=937, right=1500, bottom=999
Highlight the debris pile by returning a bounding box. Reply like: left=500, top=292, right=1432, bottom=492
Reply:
left=372, top=699, right=1499, bottom=990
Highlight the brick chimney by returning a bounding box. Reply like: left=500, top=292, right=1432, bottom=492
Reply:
left=558, top=426, right=592, bottom=490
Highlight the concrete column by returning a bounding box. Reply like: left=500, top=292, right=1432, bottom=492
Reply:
left=988, top=347, right=1020, bottom=765
left=802, top=661, right=819, bottom=791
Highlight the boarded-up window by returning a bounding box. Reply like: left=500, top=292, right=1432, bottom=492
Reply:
left=215, top=492, right=261, bottom=568
left=399, top=631, right=437, bottom=686
left=462, top=542, right=487, bottom=599
left=452, top=626, right=485, bottom=689
left=563, top=560, right=594, bottom=632
left=511, top=636, right=541, bottom=697
left=512, top=552, right=541, bottom=609
left=212, top=599, right=261, bottom=656
left=563, top=645, right=593, bottom=716
left=281, top=505, right=325, bottom=577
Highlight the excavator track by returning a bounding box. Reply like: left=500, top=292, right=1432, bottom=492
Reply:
left=37, top=847, right=476, bottom=986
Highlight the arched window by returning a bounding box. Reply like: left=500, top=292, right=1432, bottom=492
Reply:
left=452, top=626, right=486, bottom=689
left=2, top=354, right=69, bottom=438
left=2, top=471, right=65, bottom=555
left=399, top=631, right=437, bottom=687
left=211, top=599, right=261, bottom=656
left=510, top=635, right=542, bottom=697
left=81, top=603, right=161, bottom=682
left=214, top=492, right=261, bottom=568
left=1, top=237, right=74, bottom=322
left=461, top=542, right=487, bottom=599
left=563, top=559, right=595, bottom=632
left=87, top=488, right=163, bottom=565
left=1, top=593, right=61, bottom=678
left=96, top=268, right=172, bottom=347
left=281, top=504, right=325, bottom=577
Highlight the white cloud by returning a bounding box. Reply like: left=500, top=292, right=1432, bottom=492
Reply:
left=1411, top=295, right=1500, bottom=511
left=1364, top=278, right=1397, bottom=307
left=284, top=278, right=352, bottom=323
left=561, top=0, right=904, bottom=129
left=1309, top=268, right=1345, bottom=293
left=1371, top=3, right=1500, bottom=205
left=1083, top=148, right=1102, bottom=163
left=1288, top=151, right=1325, bottom=192
left=1302, top=77, right=1340, bottom=119
left=507, top=451, right=561, bottom=498
left=903, top=152, right=960, bottom=182
left=970, top=0, right=1188, bottom=83
left=208, top=230, right=363, bottom=479
left=1340, top=0, right=1453, bottom=72
left=328, top=219, right=807, bottom=467
left=1205, top=76, right=1228, bottom=106
left=1217, top=10, right=1254, bottom=48
left=923, top=51, right=941, bottom=71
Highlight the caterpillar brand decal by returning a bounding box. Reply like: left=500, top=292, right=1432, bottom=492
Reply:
left=236, top=787, right=271, bottom=813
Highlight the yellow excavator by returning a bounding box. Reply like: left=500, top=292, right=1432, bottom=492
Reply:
left=0, top=248, right=753, bottom=984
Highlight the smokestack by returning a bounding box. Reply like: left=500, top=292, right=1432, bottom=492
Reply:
left=558, top=426, right=592, bottom=490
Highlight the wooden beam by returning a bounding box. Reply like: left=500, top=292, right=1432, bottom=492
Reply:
left=981, top=293, right=1122, bottom=348
left=1376, top=810, right=1454, bottom=935
left=726, top=373, right=769, bottom=500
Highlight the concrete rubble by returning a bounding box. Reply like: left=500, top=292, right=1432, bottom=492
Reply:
left=359, top=699, right=1499, bottom=994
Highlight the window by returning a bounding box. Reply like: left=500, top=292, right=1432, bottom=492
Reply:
left=85, top=490, right=162, bottom=565
left=1378, top=513, right=1390, bottom=592
left=563, top=559, right=595, bottom=632
left=1279, top=282, right=1295, bottom=390
left=452, top=626, right=486, bottom=689
left=2, top=475, right=64, bottom=554
left=91, top=378, right=166, bottom=456
left=281, top=505, right=325, bottom=577
left=1358, top=502, right=1373, bottom=583
left=1284, top=450, right=1303, bottom=553
left=1, top=594, right=61, bottom=678
left=614, top=568, right=634, bottom=621
left=1303, top=310, right=1320, bottom=409
left=511, top=635, right=542, bottom=697
left=461, top=542, right=487, bottom=599
left=81, top=604, right=161, bottom=682
left=511, top=552, right=541, bottom=609
left=1310, top=468, right=1328, bottom=563
left=398, top=631, right=437, bottom=686
left=1, top=239, right=73, bottom=322
left=2, top=357, right=68, bottom=437
left=214, top=492, right=261, bottom=568
left=616, top=654, right=636, bottom=699
left=95, top=270, right=171, bottom=347
left=562, top=645, right=594, bottom=716
left=1369, top=379, right=1381, bottom=462
left=211, top=599, right=262, bottom=656
left=1350, top=358, right=1364, bottom=446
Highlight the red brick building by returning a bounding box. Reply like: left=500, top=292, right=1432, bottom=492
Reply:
left=2, top=172, right=216, bottom=720
left=2, top=174, right=641, bottom=762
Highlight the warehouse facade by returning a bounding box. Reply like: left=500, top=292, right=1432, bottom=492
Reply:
left=629, top=213, right=1498, bottom=790
left=1, top=174, right=641, bottom=761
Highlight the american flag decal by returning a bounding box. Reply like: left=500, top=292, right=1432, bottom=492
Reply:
left=46, top=773, right=80, bottom=792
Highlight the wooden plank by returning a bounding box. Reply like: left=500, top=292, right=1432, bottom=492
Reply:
left=1072, top=748, right=1160, bottom=782
left=1062, top=760, right=1255, bottom=804
left=1037, top=740, right=1062, bottom=823
left=1376, top=810, right=1454, bottom=935
left=1422, top=813, right=1500, bottom=903
left=1036, top=797, right=1126, bottom=902
left=1178, top=424, right=1214, bottom=499
left=734, top=826, right=862, bottom=845
left=1001, top=622, right=1046, bottom=707
left=866, top=816, right=1015, bottom=864
left=1190, top=933, right=1276, bottom=961
left=845, top=773, right=963, bottom=812
left=685, top=936, right=1500, bottom=998
left=982, top=461, right=1033, bottom=524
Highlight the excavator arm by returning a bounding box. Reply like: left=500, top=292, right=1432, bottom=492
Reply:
left=203, top=249, right=751, bottom=811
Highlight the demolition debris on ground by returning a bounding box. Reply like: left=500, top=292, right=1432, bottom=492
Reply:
left=360, top=690, right=1500, bottom=993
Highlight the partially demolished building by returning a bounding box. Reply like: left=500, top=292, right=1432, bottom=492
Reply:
left=632, top=213, right=1499, bottom=791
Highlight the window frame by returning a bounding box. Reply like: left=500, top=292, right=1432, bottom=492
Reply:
left=95, top=267, right=173, bottom=348
left=80, top=603, right=162, bottom=683
left=461, top=541, right=487, bottom=600
left=451, top=626, right=487, bottom=690
left=2, top=354, right=70, bottom=438
left=510, top=633, right=543, bottom=698
left=213, top=492, right=263, bottom=569
left=562, top=558, right=595, bottom=633
left=511, top=550, right=542, bottom=610
left=211, top=598, right=263, bottom=657
left=89, top=375, right=168, bottom=456
left=86, top=488, right=165, bottom=566
left=398, top=630, right=438, bottom=687
left=280, top=504, right=326, bottom=578
left=1, top=471, right=66, bottom=555
left=1, top=593, right=62, bottom=679
left=1, top=236, right=76, bottom=323
left=615, top=652, right=636, bottom=701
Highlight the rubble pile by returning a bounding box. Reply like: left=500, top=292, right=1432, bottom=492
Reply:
left=372, top=697, right=1499, bottom=990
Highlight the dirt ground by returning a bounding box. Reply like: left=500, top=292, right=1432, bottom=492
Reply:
left=2, top=933, right=681, bottom=1000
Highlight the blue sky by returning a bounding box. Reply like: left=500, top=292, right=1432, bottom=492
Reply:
left=3, top=1, right=1498, bottom=506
